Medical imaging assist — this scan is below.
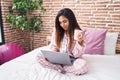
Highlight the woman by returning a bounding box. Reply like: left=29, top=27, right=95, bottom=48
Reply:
left=37, top=8, right=88, bottom=75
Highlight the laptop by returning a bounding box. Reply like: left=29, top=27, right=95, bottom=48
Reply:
left=41, top=50, right=72, bottom=65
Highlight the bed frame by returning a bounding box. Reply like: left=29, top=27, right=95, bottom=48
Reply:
left=116, top=34, right=120, bottom=54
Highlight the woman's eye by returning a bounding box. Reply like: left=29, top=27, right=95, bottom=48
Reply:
left=63, top=20, right=67, bottom=23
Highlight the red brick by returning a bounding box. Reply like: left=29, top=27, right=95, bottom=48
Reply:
left=1, top=0, right=120, bottom=52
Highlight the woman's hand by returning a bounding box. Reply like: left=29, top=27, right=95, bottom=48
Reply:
left=74, top=30, right=85, bottom=46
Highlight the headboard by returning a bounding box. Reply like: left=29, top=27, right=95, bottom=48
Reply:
left=116, top=38, right=120, bottom=54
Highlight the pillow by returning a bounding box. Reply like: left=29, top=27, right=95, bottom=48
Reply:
left=104, top=32, right=119, bottom=55
left=84, top=28, right=107, bottom=55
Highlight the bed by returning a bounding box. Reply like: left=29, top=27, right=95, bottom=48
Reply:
left=0, top=45, right=120, bottom=80
left=0, top=29, right=120, bottom=80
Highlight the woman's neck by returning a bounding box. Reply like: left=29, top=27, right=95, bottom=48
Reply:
left=65, top=31, right=69, bottom=37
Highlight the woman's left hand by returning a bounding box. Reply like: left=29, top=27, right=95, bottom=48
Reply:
left=74, top=30, right=85, bottom=45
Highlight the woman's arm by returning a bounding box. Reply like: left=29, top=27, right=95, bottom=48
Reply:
left=72, top=41, right=84, bottom=58
left=72, top=30, right=85, bottom=58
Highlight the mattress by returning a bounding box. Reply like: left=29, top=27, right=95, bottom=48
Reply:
left=0, top=46, right=120, bottom=80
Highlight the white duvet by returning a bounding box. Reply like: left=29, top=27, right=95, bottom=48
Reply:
left=0, top=46, right=120, bottom=80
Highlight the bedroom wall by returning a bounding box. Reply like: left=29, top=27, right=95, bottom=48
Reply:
left=1, top=0, right=120, bottom=53
left=1, top=0, right=31, bottom=52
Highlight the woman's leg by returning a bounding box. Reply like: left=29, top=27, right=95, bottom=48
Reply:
left=37, top=52, right=64, bottom=72
left=63, top=58, right=88, bottom=75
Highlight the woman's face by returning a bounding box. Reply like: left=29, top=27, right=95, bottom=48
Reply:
left=59, top=16, right=69, bottom=31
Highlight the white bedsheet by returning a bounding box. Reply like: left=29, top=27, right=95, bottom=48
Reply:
left=0, top=46, right=120, bottom=80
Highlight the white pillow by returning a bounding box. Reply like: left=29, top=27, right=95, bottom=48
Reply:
left=104, top=32, right=119, bottom=55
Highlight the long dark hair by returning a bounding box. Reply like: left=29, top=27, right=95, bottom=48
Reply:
left=55, top=8, right=81, bottom=51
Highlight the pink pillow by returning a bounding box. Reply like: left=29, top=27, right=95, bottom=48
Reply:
left=84, top=28, right=107, bottom=55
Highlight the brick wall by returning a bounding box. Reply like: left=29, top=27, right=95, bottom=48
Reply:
left=1, top=0, right=31, bottom=52
left=1, top=0, right=120, bottom=53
